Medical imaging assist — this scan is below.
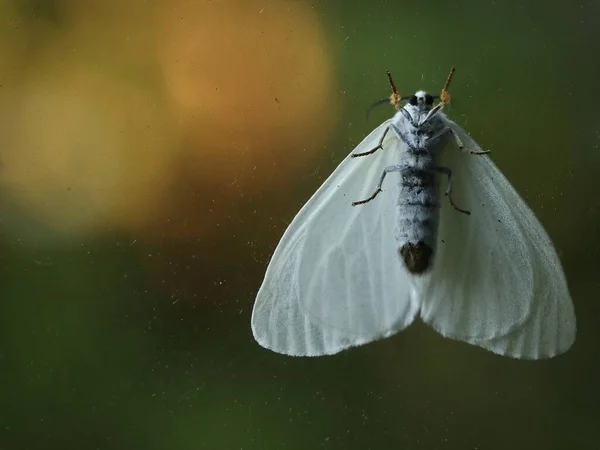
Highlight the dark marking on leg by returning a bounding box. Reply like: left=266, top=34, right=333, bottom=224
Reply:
left=352, top=126, right=389, bottom=158
left=400, top=241, right=433, bottom=274
left=435, top=166, right=471, bottom=215
left=352, top=164, right=403, bottom=206
left=449, top=128, right=490, bottom=155
left=352, top=189, right=382, bottom=206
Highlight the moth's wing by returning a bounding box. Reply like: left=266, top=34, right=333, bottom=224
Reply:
left=419, top=116, right=575, bottom=359
left=252, top=121, right=419, bottom=356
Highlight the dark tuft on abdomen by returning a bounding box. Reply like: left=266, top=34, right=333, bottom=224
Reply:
left=399, top=241, right=433, bottom=274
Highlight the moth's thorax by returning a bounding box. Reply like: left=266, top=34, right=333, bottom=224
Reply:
left=403, top=105, right=431, bottom=119
left=391, top=110, right=446, bottom=152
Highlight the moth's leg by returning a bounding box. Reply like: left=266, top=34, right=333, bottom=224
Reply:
left=434, top=166, right=471, bottom=215
left=420, top=103, right=444, bottom=125
left=397, top=108, right=417, bottom=128
left=352, top=126, right=390, bottom=158
left=428, top=126, right=452, bottom=146
left=352, top=164, right=403, bottom=206
left=449, top=128, right=490, bottom=155
left=390, top=123, right=417, bottom=149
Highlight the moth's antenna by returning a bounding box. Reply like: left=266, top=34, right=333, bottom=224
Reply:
left=442, top=66, right=456, bottom=91
left=440, top=65, right=455, bottom=105
left=365, top=70, right=403, bottom=122
left=387, top=71, right=401, bottom=109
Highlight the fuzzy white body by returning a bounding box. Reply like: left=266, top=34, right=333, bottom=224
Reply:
left=389, top=93, right=448, bottom=273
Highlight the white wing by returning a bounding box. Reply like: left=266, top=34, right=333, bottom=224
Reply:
left=252, top=121, right=419, bottom=356
left=419, top=115, right=576, bottom=359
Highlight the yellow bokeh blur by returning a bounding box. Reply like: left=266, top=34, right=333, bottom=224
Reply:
left=0, top=0, right=336, bottom=242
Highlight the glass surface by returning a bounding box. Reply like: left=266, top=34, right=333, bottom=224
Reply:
left=0, top=1, right=598, bottom=448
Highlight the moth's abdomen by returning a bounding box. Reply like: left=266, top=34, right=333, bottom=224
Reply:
left=395, top=168, right=439, bottom=274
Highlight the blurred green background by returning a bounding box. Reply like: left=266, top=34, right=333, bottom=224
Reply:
left=1, top=0, right=598, bottom=448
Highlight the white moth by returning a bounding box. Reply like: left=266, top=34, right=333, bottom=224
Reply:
left=251, top=67, right=576, bottom=359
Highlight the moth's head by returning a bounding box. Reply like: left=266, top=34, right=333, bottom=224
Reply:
left=403, top=90, right=436, bottom=113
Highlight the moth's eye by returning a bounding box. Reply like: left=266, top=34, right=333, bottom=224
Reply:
left=409, top=95, right=418, bottom=106
left=425, top=94, right=434, bottom=105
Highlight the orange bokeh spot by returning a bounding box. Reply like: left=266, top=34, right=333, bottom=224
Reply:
left=157, top=0, right=337, bottom=185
